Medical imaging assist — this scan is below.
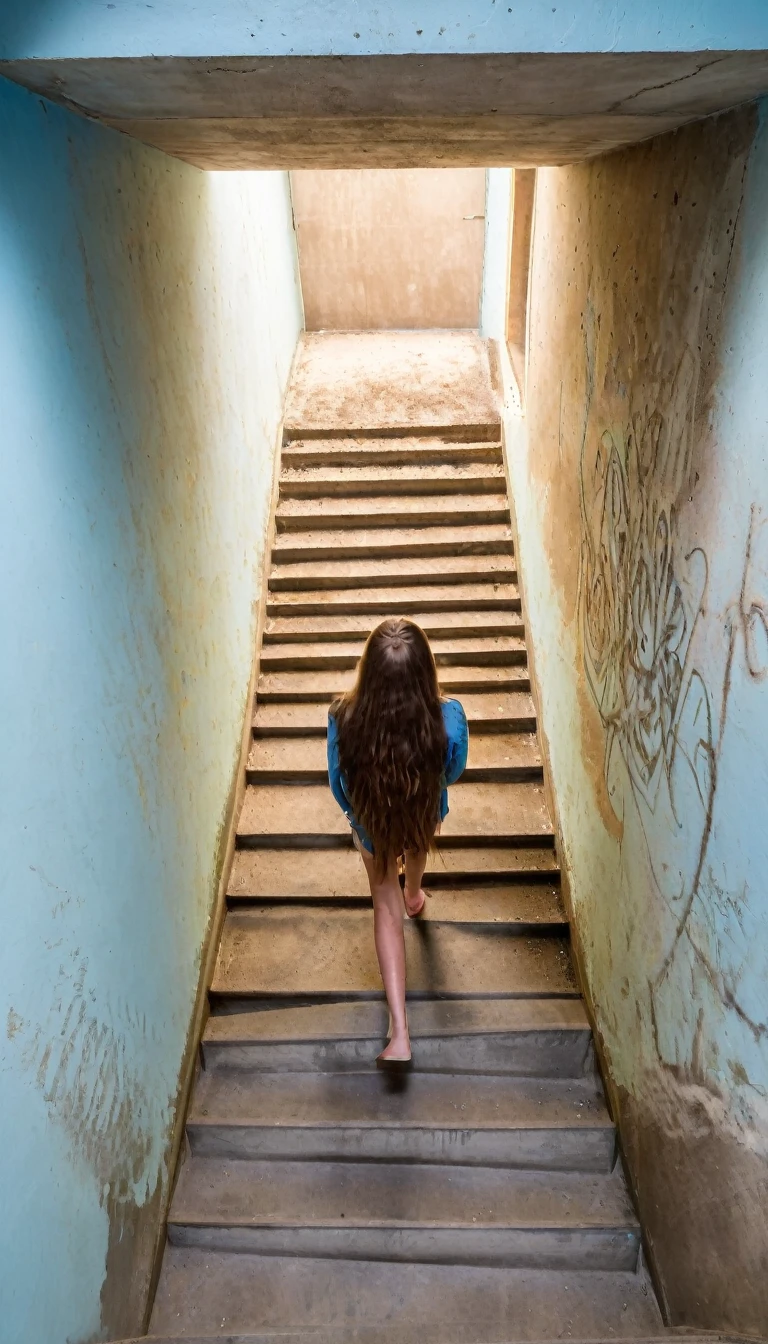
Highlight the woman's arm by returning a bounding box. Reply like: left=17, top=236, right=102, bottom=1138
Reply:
left=443, top=699, right=469, bottom=785
left=327, top=713, right=352, bottom=815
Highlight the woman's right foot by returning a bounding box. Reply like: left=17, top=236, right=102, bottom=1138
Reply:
left=377, top=1031, right=411, bottom=1064
left=404, top=886, right=427, bottom=918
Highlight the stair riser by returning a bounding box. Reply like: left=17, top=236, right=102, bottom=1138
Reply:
left=269, top=569, right=517, bottom=592
left=256, top=680, right=531, bottom=704
left=277, top=505, right=511, bottom=530
left=273, top=541, right=513, bottom=564
left=284, top=424, right=501, bottom=443
left=201, top=1031, right=593, bottom=1077
left=260, top=649, right=527, bottom=672
left=279, top=478, right=505, bottom=500
left=246, top=767, right=544, bottom=786
left=252, top=716, right=537, bottom=738
left=236, top=834, right=554, bottom=851
left=267, top=594, right=521, bottom=616
left=263, top=622, right=525, bottom=643
left=281, top=446, right=503, bottom=469
left=167, top=1224, right=639, bottom=1272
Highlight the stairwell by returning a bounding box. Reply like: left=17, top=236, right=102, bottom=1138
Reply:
left=144, top=333, right=665, bottom=1343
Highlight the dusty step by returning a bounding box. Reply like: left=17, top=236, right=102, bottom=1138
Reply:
left=228, top=846, right=559, bottom=900
left=247, top=733, right=542, bottom=784
left=148, top=1248, right=664, bottom=1342
left=257, top=666, right=530, bottom=703
left=260, top=636, right=527, bottom=673
left=272, top=523, right=513, bottom=563
left=267, top=581, right=520, bottom=616
left=278, top=463, right=506, bottom=498
left=228, top=884, right=564, bottom=930
left=276, top=491, right=511, bottom=530
left=281, top=438, right=503, bottom=469
left=252, top=692, right=536, bottom=737
left=202, top=998, right=591, bottom=1076
left=269, top=554, right=517, bottom=592
left=186, top=1071, right=614, bottom=1170
left=167, top=1159, right=638, bottom=1269
left=264, top=609, right=523, bottom=642
left=210, top=908, right=574, bottom=999
left=236, top=781, right=552, bottom=846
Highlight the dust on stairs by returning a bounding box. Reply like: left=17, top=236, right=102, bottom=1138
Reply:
left=143, top=334, right=664, bottom=1343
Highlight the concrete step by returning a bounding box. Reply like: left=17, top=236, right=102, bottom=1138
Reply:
left=272, top=523, right=514, bottom=564
left=202, top=998, right=591, bottom=1076
left=186, top=1071, right=614, bottom=1169
left=228, top=885, right=564, bottom=930
left=247, top=733, right=542, bottom=784
left=228, top=847, right=560, bottom=900
left=281, top=438, right=503, bottom=469
left=264, top=610, right=524, bottom=642
left=148, top=1250, right=664, bottom=1342
left=276, top=491, right=511, bottom=530
left=278, top=463, right=506, bottom=498
left=236, top=781, right=553, bottom=847
left=267, top=581, right=520, bottom=616
left=259, top=635, right=527, bottom=673
left=210, top=909, right=574, bottom=999
left=269, top=554, right=517, bottom=591
left=252, top=692, right=537, bottom=737
left=167, top=1159, right=638, bottom=1269
left=256, top=666, right=530, bottom=703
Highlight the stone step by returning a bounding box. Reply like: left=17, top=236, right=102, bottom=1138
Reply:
left=281, top=438, right=503, bottom=469
left=257, top=666, right=530, bottom=703
left=247, top=733, right=542, bottom=784
left=260, top=636, right=527, bottom=673
left=202, top=998, right=591, bottom=1076
left=228, top=887, right=564, bottom=932
left=278, top=463, right=506, bottom=499
left=264, top=610, right=524, bottom=642
left=267, top=581, right=520, bottom=616
left=236, top=781, right=552, bottom=847
left=228, top=847, right=560, bottom=901
left=276, top=491, right=511, bottom=530
left=186, top=1071, right=614, bottom=1170
left=252, top=692, right=537, bottom=737
left=210, top=909, right=574, bottom=999
left=273, top=523, right=514, bottom=564
left=147, top=1254, right=663, bottom=1344
left=167, top=1159, right=638, bottom=1270
left=269, top=553, right=517, bottom=591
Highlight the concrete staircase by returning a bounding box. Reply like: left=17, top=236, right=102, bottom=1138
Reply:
left=144, top=335, right=664, bottom=1343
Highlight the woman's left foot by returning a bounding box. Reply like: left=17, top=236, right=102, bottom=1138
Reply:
left=404, top=886, right=427, bottom=918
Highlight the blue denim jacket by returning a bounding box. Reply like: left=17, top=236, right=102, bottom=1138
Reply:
left=326, top=698, right=469, bottom=854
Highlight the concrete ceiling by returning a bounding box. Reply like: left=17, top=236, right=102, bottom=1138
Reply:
left=3, top=52, right=768, bottom=167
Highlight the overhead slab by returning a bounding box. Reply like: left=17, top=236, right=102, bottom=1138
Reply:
left=2, top=52, right=768, bottom=166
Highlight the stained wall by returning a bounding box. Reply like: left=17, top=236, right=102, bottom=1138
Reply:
left=0, top=76, right=302, bottom=1343
left=290, top=168, right=486, bottom=330
left=503, top=103, right=768, bottom=1331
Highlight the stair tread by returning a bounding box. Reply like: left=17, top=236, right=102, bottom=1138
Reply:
left=236, top=782, right=553, bottom=841
left=170, top=1159, right=634, bottom=1229
left=273, top=524, right=514, bottom=560
left=227, top=887, right=563, bottom=926
left=282, top=440, right=503, bottom=469
left=248, top=733, right=542, bottom=779
left=211, top=909, right=574, bottom=998
left=253, top=692, right=536, bottom=736
left=261, top=635, right=525, bottom=660
left=276, top=491, right=510, bottom=528
left=228, top=848, right=559, bottom=900
left=280, top=463, right=506, bottom=493
left=148, top=1250, right=664, bottom=1342
left=264, top=610, right=523, bottom=640
left=257, top=667, right=530, bottom=701
left=269, top=554, right=517, bottom=588
left=204, top=999, right=590, bottom=1047
left=188, top=1070, right=610, bottom=1131
left=267, top=582, right=520, bottom=613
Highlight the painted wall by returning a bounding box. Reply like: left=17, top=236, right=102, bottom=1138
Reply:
left=3, top=0, right=768, bottom=58
left=290, top=168, right=485, bottom=331
left=502, top=103, right=768, bottom=1332
left=480, top=168, right=512, bottom=342
left=0, top=76, right=302, bottom=1344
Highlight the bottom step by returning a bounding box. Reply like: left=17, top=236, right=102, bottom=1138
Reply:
left=148, top=1249, right=664, bottom=1341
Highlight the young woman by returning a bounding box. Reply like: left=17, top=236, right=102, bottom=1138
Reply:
left=327, top=618, right=468, bottom=1067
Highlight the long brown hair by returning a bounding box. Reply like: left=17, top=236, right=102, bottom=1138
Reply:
left=332, top=618, right=447, bottom=871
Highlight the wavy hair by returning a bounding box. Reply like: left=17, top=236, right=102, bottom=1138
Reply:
left=332, top=618, right=447, bottom=873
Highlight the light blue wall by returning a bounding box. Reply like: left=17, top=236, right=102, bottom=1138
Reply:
left=2, top=0, right=768, bottom=59
left=501, top=103, right=768, bottom=1331
left=0, top=75, right=302, bottom=1344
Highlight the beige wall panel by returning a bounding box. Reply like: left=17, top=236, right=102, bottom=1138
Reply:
left=290, top=168, right=486, bottom=330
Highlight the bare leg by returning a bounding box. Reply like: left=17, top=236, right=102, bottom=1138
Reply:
left=357, top=845, right=410, bottom=1061
left=403, top=848, right=428, bottom=918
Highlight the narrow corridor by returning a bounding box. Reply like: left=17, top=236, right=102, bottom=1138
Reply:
left=145, top=334, right=663, bottom=1342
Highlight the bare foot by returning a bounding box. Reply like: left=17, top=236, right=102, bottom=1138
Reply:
left=404, top=886, right=427, bottom=918
left=377, top=1030, right=412, bottom=1064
